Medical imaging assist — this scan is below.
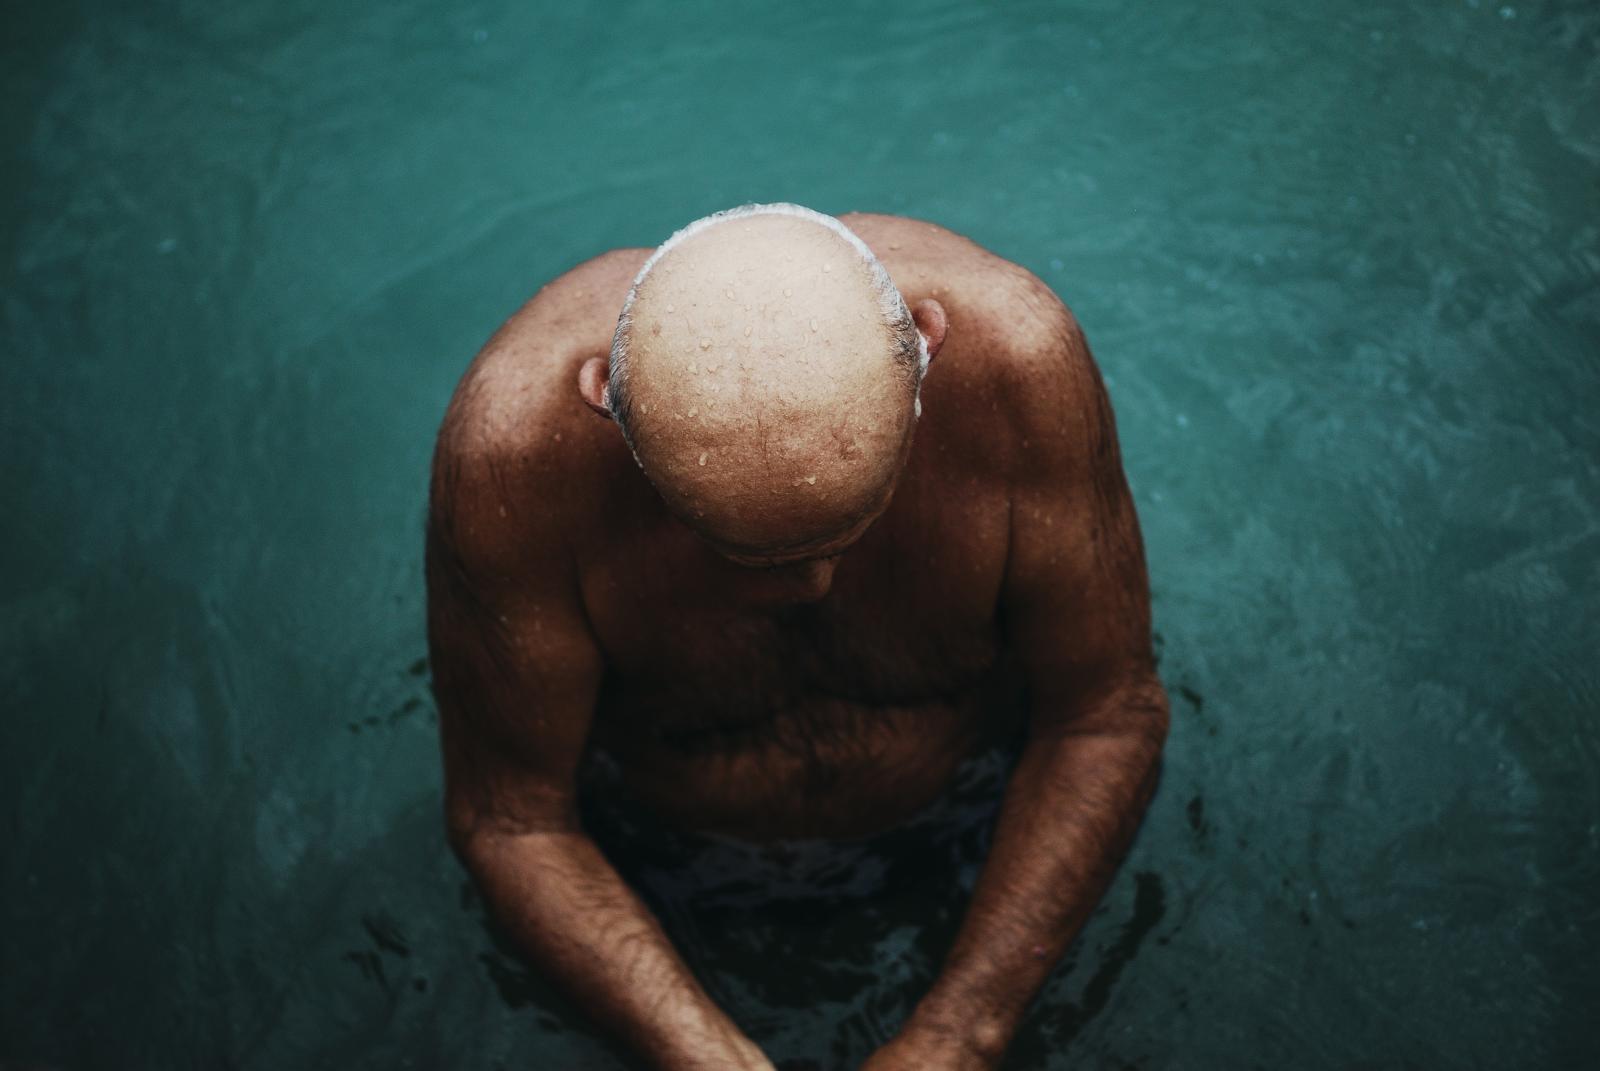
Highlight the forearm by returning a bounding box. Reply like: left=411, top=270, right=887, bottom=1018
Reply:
left=463, top=828, right=772, bottom=1071
left=900, top=679, right=1169, bottom=1067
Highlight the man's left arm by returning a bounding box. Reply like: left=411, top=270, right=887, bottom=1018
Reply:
left=867, top=320, right=1170, bottom=1070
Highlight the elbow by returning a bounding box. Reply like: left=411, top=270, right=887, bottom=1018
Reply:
left=1146, top=678, right=1171, bottom=746
left=1132, top=673, right=1170, bottom=756
left=446, top=809, right=487, bottom=874
left=1033, top=672, right=1169, bottom=765
left=444, top=793, right=584, bottom=876
left=443, top=793, right=502, bottom=876
left=446, top=818, right=522, bottom=900
left=1094, top=671, right=1170, bottom=756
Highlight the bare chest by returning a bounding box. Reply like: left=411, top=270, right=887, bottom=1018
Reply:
left=602, top=562, right=1003, bottom=729
left=579, top=542, right=1018, bottom=837
left=579, top=475, right=1014, bottom=750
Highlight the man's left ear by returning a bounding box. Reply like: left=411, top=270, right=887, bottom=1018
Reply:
left=911, top=299, right=948, bottom=365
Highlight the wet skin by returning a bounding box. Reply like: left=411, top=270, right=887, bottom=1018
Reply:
left=427, top=213, right=1169, bottom=1071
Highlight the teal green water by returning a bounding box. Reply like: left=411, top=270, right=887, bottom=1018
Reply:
left=4, top=1, right=1597, bottom=1067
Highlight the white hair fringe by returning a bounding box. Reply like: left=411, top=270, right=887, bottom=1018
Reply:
left=608, top=203, right=921, bottom=418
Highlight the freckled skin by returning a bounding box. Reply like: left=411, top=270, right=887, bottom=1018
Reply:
left=427, top=213, right=1169, bottom=1071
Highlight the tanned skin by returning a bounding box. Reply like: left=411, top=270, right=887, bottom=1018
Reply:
left=426, top=213, right=1168, bottom=1070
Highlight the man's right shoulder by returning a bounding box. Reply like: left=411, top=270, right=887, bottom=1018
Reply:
left=427, top=248, right=647, bottom=576
left=476, top=247, right=651, bottom=364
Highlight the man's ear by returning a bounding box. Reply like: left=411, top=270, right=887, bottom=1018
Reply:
left=911, top=299, right=948, bottom=365
left=577, top=357, right=614, bottom=420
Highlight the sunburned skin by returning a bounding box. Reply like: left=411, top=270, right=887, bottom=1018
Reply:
left=426, top=208, right=1169, bottom=1071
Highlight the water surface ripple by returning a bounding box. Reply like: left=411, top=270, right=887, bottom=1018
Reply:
left=3, top=1, right=1597, bottom=1068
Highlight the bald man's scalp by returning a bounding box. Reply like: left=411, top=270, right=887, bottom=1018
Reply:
left=610, top=208, right=921, bottom=551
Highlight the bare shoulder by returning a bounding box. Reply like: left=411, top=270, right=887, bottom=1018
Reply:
left=428, top=248, right=648, bottom=575
left=841, top=212, right=1026, bottom=290
left=843, top=210, right=1087, bottom=369
left=979, top=279, right=1113, bottom=498
left=477, top=247, right=650, bottom=361
left=849, top=213, right=1107, bottom=483
left=449, top=247, right=649, bottom=443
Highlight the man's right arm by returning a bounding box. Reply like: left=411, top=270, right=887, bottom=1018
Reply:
left=425, top=435, right=772, bottom=1071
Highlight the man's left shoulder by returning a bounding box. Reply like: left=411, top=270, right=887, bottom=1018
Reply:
left=965, top=266, right=1110, bottom=483
left=980, top=262, right=1090, bottom=371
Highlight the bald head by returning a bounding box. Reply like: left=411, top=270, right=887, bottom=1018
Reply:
left=594, top=205, right=940, bottom=559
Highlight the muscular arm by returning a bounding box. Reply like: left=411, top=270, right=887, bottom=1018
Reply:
left=870, top=305, right=1169, bottom=1069
left=427, top=432, right=771, bottom=1071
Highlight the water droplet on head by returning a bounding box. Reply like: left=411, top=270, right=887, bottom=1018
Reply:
left=699, top=338, right=712, bottom=349
left=698, top=452, right=708, bottom=466
left=809, top=319, right=818, bottom=332
left=805, top=475, right=817, bottom=484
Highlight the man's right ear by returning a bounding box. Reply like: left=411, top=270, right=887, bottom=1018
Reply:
left=577, top=357, right=614, bottom=420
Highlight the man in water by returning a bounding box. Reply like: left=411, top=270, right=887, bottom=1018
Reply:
left=426, top=204, right=1168, bottom=1070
